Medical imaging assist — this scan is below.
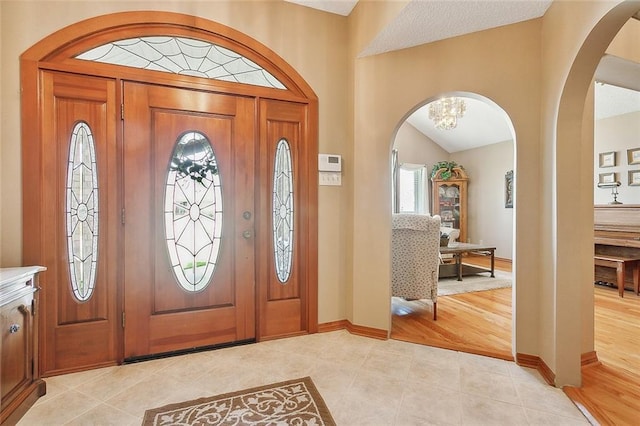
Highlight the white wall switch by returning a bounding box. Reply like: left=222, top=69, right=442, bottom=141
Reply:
left=319, top=172, right=342, bottom=186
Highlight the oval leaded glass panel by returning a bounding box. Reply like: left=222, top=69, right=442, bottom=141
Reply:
left=66, top=122, right=99, bottom=302
left=165, top=131, right=222, bottom=292
left=272, top=138, right=294, bottom=283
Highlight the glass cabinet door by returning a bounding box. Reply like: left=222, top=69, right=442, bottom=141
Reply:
left=437, top=183, right=460, bottom=229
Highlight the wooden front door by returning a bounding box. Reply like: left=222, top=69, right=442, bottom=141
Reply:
left=122, top=82, right=256, bottom=359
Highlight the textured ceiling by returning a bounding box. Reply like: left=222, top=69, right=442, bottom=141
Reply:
left=359, top=0, right=552, bottom=57
left=285, top=0, right=639, bottom=153
left=285, top=0, right=358, bottom=16
left=595, top=83, right=640, bottom=121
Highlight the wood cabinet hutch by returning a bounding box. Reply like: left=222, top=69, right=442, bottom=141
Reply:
left=431, top=167, right=469, bottom=243
left=0, top=266, right=46, bottom=425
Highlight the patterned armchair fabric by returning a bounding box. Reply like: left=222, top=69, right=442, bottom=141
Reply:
left=392, top=213, right=441, bottom=320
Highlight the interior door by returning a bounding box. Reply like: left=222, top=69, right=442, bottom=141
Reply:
left=123, top=82, right=256, bottom=359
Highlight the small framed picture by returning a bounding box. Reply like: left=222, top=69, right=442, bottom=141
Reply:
left=598, top=151, right=616, bottom=168
left=505, top=170, right=513, bottom=208
left=598, top=172, right=616, bottom=184
left=629, top=170, right=640, bottom=186
left=627, top=148, right=640, bottom=165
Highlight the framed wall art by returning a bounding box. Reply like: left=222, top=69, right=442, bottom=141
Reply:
left=627, top=148, right=640, bottom=165
left=598, top=151, right=616, bottom=168
left=505, top=170, right=513, bottom=208
left=629, top=170, right=640, bottom=186
left=598, top=172, right=616, bottom=185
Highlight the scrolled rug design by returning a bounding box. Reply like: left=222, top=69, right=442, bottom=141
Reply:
left=142, top=376, right=336, bottom=426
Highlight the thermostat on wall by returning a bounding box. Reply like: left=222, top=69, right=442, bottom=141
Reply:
left=318, top=154, right=342, bottom=172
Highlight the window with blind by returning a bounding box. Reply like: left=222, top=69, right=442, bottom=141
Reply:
left=398, top=164, right=428, bottom=214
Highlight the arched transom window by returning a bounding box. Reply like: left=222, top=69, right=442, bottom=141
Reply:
left=76, top=36, right=286, bottom=89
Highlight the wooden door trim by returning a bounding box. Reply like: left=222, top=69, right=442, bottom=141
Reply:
left=22, top=12, right=319, bottom=363
left=20, top=11, right=317, bottom=102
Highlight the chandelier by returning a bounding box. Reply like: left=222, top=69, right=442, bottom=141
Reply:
left=428, top=97, right=467, bottom=130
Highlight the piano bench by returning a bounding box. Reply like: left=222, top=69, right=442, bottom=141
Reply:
left=594, top=255, right=640, bottom=298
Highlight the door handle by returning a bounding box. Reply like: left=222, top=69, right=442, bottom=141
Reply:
left=242, top=230, right=252, bottom=239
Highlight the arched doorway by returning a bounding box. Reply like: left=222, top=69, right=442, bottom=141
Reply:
left=21, top=11, right=319, bottom=376
left=389, top=92, right=517, bottom=360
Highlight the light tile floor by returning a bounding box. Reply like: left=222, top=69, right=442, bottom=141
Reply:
left=18, top=331, right=589, bottom=425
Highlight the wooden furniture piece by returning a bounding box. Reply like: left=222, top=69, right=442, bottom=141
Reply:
left=439, top=243, right=496, bottom=281
left=432, top=167, right=468, bottom=243
left=594, top=205, right=640, bottom=293
left=0, top=266, right=46, bottom=425
left=593, top=255, right=640, bottom=297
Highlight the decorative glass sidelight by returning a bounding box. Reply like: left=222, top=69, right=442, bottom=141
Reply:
left=66, top=122, right=99, bottom=301
left=165, top=131, right=222, bottom=292
left=75, top=36, right=286, bottom=90
left=272, top=138, right=294, bottom=283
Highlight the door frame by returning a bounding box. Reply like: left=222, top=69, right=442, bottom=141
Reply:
left=21, top=11, right=318, bottom=372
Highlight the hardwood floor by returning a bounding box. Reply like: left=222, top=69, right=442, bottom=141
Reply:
left=391, top=287, right=513, bottom=360
left=391, top=254, right=513, bottom=360
left=565, top=286, right=640, bottom=426
left=391, top=256, right=640, bottom=425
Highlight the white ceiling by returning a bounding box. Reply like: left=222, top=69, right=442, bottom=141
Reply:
left=286, top=0, right=640, bottom=153
left=406, top=98, right=512, bottom=153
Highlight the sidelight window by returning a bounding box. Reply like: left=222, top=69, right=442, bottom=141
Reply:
left=272, top=138, right=294, bottom=283
left=66, top=122, right=99, bottom=301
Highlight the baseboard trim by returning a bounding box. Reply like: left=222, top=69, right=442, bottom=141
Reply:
left=515, top=353, right=555, bottom=386
left=317, top=320, right=349, bottom=333
left=318, top=319, right=387, bottom=340
left=581, top=351, right=600, bottom=367
left=562, top=386, right=603, bottom=426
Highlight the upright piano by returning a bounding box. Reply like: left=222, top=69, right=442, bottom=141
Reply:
left=594, top=205, right=640, bottom=290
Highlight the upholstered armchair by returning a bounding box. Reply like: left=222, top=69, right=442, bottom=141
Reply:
left=391, top=213, right=441, bottom=320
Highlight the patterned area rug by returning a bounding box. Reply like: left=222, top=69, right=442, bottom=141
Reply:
left=142, top=377, right=336, bottom=426
left=438, top=271, right=512, bottom=296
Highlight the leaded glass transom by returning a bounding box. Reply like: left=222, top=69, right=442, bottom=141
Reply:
left=75, top=36, right=286, bottom=90
left=66, top=122, right=99, bottom=302
left=272, top=138, right=294, bottom=283
left=165, top=131, right=222, bottom=292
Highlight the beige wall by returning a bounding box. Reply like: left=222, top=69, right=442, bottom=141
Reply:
left=451, top=141, right=514, bottom=259
left=3, top=0, right=638, bottom=387
left=539, top=0, right=637, bottom=385
left=0, top=3, right=3, bottom=266
left=349, top=0, right=635, bottom=386
left=595, top=112, right=640, bottom=204
left=0, top=1, right=350, bottom=324
left=607, top=18, right=640, bottom=63
left=349, top=17, right=543, bottom=335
